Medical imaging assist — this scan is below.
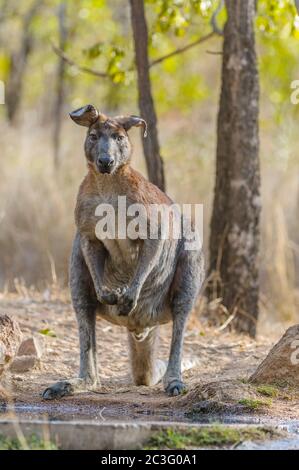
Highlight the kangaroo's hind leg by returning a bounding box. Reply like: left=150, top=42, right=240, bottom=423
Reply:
left=128, top=327, right=167, bottom=386
left=164, top=248, right=204, bottom=396
left=42, top=233, right=100, bottom=400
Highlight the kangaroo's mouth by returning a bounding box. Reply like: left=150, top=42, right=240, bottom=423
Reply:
left=96, top=158, right=115, bottom=174
left=98, top=166, right=114, bottom=174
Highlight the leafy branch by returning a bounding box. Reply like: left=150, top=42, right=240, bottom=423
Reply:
left=52, top=43, right=108, bottom=78
left=52, top=30, right=217, bottom=80
left=149, top=31, right=215, bottom=67
left=52, top=0, right=224, bottom=80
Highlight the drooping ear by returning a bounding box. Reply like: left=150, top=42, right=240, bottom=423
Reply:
left=115, top=115, right=147, bottom=137
left=69, top=104, right=99, bottom=127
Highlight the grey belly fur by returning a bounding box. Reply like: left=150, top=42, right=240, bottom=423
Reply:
left=98, top=238, right=180, bottom=332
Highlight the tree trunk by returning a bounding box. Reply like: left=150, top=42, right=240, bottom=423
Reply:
left=53, top=1, right=67, bottom=169
left=5, top=0, right=42, bottom=123
left=0, top=0, right=10, bottom=24
left=129, top=0, right=165, bottom=191
left=209, top=0, right=260, bottom=337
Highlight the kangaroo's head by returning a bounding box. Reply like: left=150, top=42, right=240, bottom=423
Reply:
left=70, top=105, right=147, bottom=175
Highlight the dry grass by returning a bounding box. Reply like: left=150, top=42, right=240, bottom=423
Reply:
left=0, top=118, right=82, bottom=289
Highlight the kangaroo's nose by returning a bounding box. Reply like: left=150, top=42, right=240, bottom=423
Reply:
left=97, top=156, right=114, bottom=169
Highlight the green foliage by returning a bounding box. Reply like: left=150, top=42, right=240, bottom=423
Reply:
left=0, top=53, right=10, bottom=80
left=256, top=0, right=299, bottom=122
left=0, top=434, right=57, bottom=450
left=83, top=42, right=104, bottom=60
left=257, top=385, right=279, bottom=398
left=259, top=35, right=299, bottom=118
left=83, top=43, right=126, bottom=83
left=0, top=0, right=298, bottom=119
left=147, top=0, right=213, bottom=37
left=238, top=398, right=272, bottom=410
left=145, top=425, right=278, bottom=449
left=38, top=327, right=56, bottom=337
left=257, top=0, right=298, bottom=38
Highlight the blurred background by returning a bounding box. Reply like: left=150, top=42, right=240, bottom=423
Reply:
left=0, top=0, right=299, bottom=332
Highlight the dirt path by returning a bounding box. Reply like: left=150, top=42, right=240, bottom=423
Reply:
left=1, top=292, right=298, bottom=424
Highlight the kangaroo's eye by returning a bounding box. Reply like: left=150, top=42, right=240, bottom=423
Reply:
left=89, top=134, right=97, bottom=142
left=112, top=133, right=124, bottom=142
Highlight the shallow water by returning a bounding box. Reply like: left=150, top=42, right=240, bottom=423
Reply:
left=2, top=402, right=299, bottom=427
left=2, top=402, right=188, bottom=423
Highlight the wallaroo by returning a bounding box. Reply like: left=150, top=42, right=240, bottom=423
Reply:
left=42, top=105, right=204, bottom=399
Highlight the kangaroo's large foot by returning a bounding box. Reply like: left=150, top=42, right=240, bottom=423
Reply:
left=164, top=377, right=186, bottom=397
left=42, top=378, right=97, bottom=400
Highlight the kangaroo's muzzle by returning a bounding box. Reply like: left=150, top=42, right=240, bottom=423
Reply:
left=97, top=156, right=115, bottom=174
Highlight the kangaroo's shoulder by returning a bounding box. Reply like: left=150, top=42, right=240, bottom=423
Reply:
left=77, top=171, right=97, bottom=197
left=121, top=166, right=172, bottom=206
left=75, top=172, right=101, bottom=228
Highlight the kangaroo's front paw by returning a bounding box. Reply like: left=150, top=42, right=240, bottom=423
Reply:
left=42, top=381, right=74, bottom=400
left=98, top=286, right=119, bottom=305
left=117, top=287, right=137, bottom=316
left=165, top=379, right=187, bottom=397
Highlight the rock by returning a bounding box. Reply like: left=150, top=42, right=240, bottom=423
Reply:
left=9, top=335, right=44, bottom=373
left=0, top=314, right=22, bottom=377
left=9, top=355, right=38, bottom=373
left=250, top=324, right=299, bottom=387
left=17, top=336, right=43, bottom=359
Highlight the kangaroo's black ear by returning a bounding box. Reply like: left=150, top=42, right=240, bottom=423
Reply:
left=114, top=115, right=147, bottom=137
left=69, top=104, right=99, bottom=127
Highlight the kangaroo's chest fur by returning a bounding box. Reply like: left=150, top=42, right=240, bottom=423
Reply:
left=75, top=165, right=180, bottom=330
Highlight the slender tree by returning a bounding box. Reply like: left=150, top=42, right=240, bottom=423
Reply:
left=209, top=0, right=261, bottom=337
left=5, top=0, right=42, bottom=123
left=53, top=1, right=67, bottom=168
left=129, top=0, right=165, bottom=191
left=0, top=0, right=10, bottom=24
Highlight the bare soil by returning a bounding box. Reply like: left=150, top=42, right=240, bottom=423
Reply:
left=0, top=291, right=298, bottom=424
